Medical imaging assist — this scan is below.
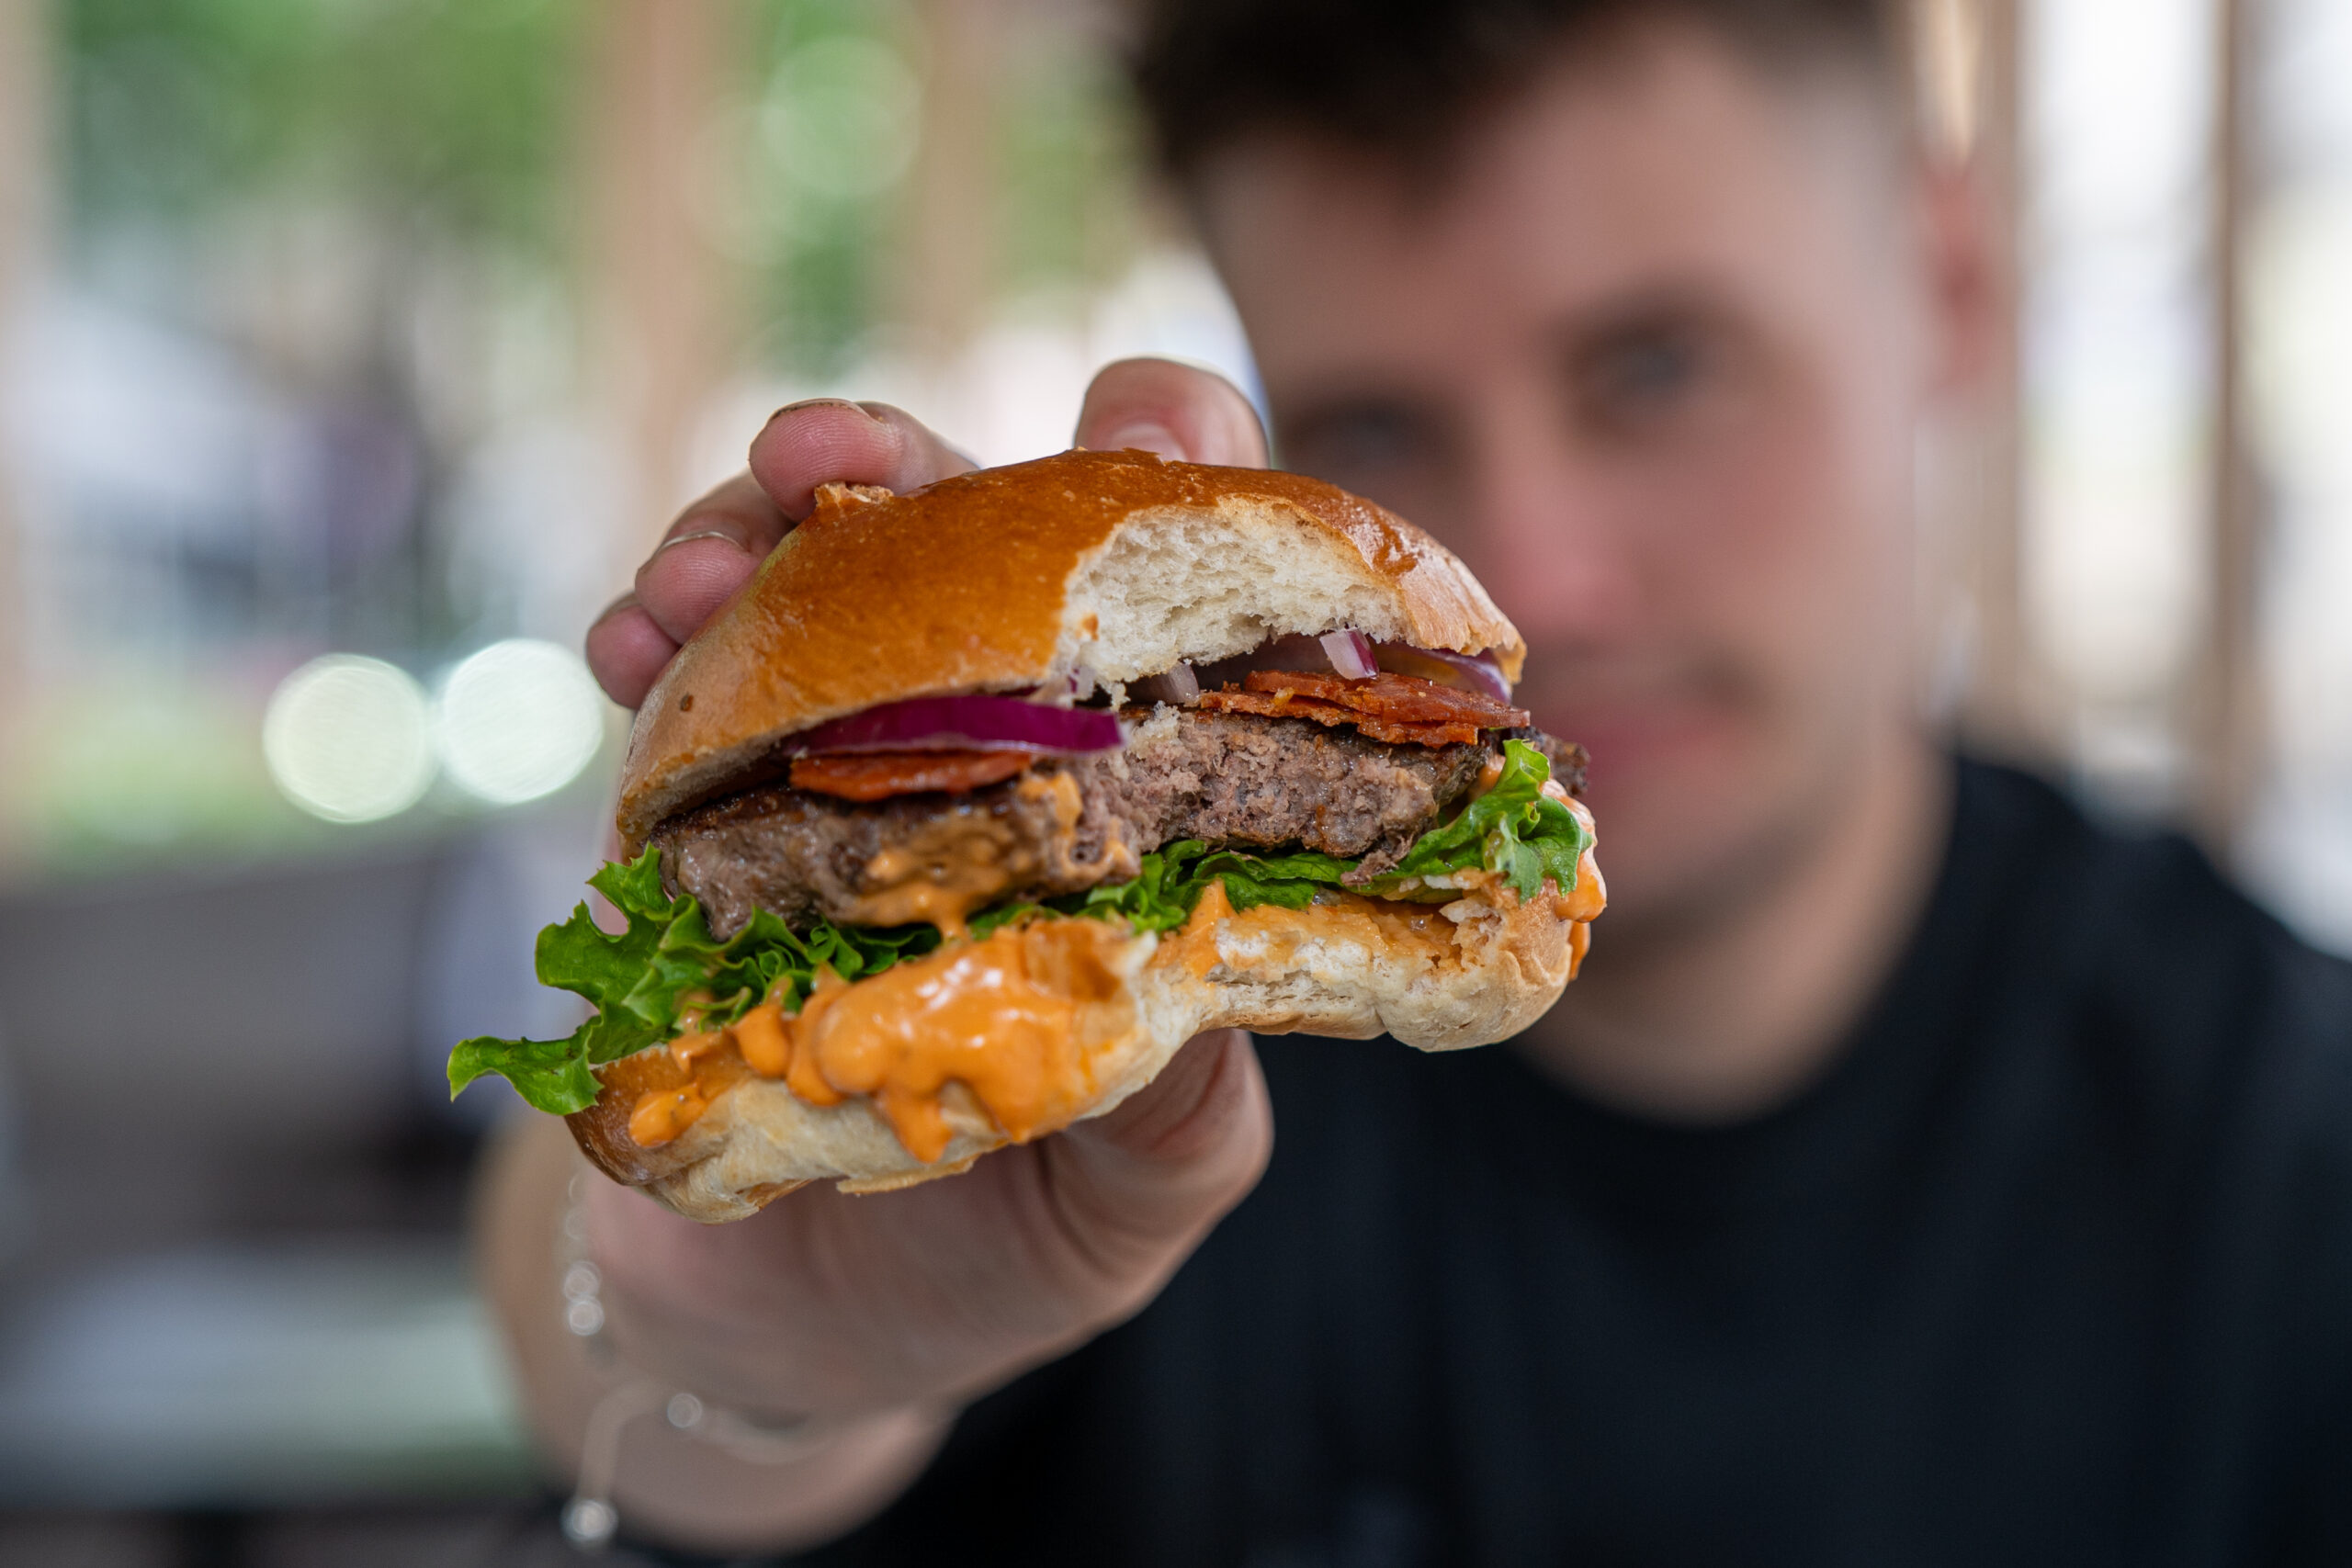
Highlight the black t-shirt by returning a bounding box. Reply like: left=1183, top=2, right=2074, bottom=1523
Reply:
left=775, top=760, right=2352, bottom=1566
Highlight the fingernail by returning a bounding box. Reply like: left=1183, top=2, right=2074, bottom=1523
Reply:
left=1093, top=423, right=1184, bottom=461
left=651, top=527, right=750, bottom=558
left=768, top=397, right=887, bottom=424
left=592, top=592, right=640, bottom=626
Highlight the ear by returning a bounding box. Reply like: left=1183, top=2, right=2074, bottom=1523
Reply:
left=1916, top=158, right=2008, bottom=401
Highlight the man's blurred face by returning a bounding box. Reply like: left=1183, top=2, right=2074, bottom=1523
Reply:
left=1199, top=26, right=1939, bottom=938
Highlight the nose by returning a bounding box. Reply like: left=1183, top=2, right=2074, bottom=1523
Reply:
left=1456, top=396, right=1643, bottom=649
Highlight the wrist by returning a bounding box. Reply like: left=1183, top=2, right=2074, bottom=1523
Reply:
left=558, top=1169, right=953, bottom=1551
left=579, top=1179, right=925, bottom=1419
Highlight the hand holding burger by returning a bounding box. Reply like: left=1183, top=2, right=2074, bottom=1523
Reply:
left=462, top=413, right=1600, bottom=1214
left=471, top=366, right=1600, bottom=1553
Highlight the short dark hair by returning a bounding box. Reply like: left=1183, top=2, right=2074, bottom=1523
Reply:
left=1132, top=0, right=1905, bottom=182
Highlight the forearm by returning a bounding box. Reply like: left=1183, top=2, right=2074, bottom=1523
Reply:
left=473, top=1118, right=951, bottom=1555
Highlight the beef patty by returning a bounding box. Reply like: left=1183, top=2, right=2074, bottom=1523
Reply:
left=653, top=706, right=1584, bottom=939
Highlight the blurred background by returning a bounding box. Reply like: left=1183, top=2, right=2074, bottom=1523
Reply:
left=0, top=0, right=2344, bottom=1560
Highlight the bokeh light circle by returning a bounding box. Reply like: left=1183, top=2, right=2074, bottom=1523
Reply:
left=263, top=655, right=435, bottom=824
left=434, top=638, right=606, bottom=807
left=761, top=36, right=921, bottom=201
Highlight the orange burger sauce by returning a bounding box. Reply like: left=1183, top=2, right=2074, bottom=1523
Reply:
left=1157, top=816, right=1604, bottom=994
left=625, top=917, right=1135, bottom=1164
left=624, top=792, right=1604, bottom=1161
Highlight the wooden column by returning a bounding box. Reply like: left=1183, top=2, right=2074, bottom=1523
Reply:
left=1973, top=0, right=2040, bottom=759
left=583, top=0, right=741, bottom=537
left=896, top=0, right=1002, bottom=356
left=0, top=0, right=49, bottom=769
left=2187, top=0, right=2265, bottom=851
left=1922, top=0, right=2043, bottom=765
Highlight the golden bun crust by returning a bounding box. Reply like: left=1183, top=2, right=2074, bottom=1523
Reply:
left=568, top=886, right=1587, bottom=1224
left=616, top=449, right=1523, bottom=845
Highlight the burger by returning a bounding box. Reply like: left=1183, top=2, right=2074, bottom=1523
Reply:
left=451, top=448, right=1603, bottom=1222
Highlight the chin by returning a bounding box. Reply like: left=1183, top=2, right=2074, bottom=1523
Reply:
left=1533, top=697, right=1786, bottom=933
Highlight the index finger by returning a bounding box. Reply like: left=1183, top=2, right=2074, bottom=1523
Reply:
left=594, top=401, right=980, bottom=710
left=1075, top=358, right=1269, bottom=469
left=586, top=470, right=789, bottom=708
left=748, top=399, right=978, bottom=519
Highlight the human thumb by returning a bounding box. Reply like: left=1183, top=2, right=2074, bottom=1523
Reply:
left=1032, top=1029, right=1272, bottom=1303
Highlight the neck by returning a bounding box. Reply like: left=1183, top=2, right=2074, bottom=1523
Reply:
left=1519, top=728, right=1951, bottom=1123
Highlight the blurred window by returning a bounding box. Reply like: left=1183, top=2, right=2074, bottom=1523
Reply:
left=0, top=0, right=1255, bottom=881
left=2241, top=0, right=2352, bottom=949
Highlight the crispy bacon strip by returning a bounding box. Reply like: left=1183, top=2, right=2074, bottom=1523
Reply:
left=1237, top=668, right=1530, bottom=727
left=1350, top=714, right=1488, bottom=747
left=1193, top=687, right=1485, bottom=747
left=1195, top=669, right=1526, bottom=748
left=789, top=750, right=1033, bottom=802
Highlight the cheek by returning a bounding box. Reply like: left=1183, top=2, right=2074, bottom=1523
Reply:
left=1626, top=376, right=1903, bottom=684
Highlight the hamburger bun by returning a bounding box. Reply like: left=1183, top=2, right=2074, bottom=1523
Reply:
left=617, top=447, right=1523, bottom=847
left=570, top=867, right=1594, bottom=1223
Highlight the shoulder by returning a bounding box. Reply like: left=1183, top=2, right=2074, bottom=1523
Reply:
left=1960, top=759, right=2352, bottom=1218
left=1962, top=760, right=2352, bottom=1055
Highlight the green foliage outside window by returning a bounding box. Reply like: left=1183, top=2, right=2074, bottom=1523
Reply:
left=62, top=0, right=581, bottom=260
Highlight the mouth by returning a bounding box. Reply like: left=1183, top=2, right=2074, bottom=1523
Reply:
left=1512, top=656, right=1758, bottom=784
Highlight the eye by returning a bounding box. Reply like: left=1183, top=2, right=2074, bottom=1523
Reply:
left=1570, top=320, right=1713, bottom=430
left=1279, top=402, right=1436, bottom=486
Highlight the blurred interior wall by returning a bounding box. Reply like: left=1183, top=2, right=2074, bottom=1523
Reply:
left=898, top=0, right=1003, bottom=358
left=585, top=0, right=744, bottom=543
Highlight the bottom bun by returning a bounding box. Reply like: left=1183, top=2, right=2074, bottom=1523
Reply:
left=570, top=880, right=1593, bottom=1224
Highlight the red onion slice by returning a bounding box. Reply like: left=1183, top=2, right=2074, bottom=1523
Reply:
left=1190, top=632, right=1361, bottom=691
left=1188, top=629, right=1512, bottom=701
left=1373, top=643, right=1513, bottom=701
left=791, top=694, right=1125, bottom=755
left=1318, top=629, right=1379, bottom=680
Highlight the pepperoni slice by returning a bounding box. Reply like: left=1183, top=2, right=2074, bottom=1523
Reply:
left=789, top=750, right=1034, bottom=802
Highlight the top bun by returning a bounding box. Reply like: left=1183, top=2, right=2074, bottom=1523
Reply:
left=616, top=448, right=1524, bottom=844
